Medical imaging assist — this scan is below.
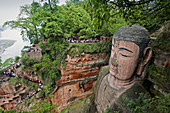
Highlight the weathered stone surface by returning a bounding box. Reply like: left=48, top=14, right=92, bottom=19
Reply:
left=0, top=80, right=26, bottom=110
left=51, top=53, right=109, bottom=112
left=63, top=94, right=97, bottom=113
left=25, top=45, right=42, bottom=59
left=95, top=69, right=147, bottom=112
left=106, top=82, right=148, bottom=113
left=154, top=48, right=170, bottom=68
left=58, top=53, right=109, bottom=83
left=0, top=82, right=15, bottom=95
left=51, top=80, right=96, bottom=112
left=114, top=25, right=150, bottom=57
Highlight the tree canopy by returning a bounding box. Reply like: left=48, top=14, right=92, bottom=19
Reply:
left=83, top=0, right=170, bottom=31
left=3, top=1, right=95, bottom=43
left=4, top=2, right=41, bottom=44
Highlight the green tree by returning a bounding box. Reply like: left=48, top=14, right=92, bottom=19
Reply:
left=83, top=0, right=170, bottom=31
left=96, top=13, right=127, bottom=37
left=32, top=3, right=66, bottom=39
left=3, top=2, right=41, bottom=44
left=44, top=21, right=63, bottom=38
left=40, top=0, right=59, bottom=12
left=21, top=54, right=39, bottom=68
left=34, top=39, right=68, bottom=95
left=123, top=93, right=170, bottom=113
left=14, top=56, right=20, bottom=62
left=63, top=2, right=93, bottom=39
left=1, top=58, right=14, bottom=69
left=30, top=95, right=58, bottom=113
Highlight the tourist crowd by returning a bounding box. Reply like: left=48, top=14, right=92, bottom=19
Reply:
left=64, top=38, right=100, bottom=43
left=0, top=60, right=43, bottom=105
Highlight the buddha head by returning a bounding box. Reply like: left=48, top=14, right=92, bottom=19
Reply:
left=108, top=25, right=152, bottom=88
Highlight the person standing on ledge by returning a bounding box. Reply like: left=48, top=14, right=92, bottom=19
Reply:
left=95, top=25, right=152, bottom=113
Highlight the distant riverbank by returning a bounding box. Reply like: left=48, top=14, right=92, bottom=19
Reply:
left=0, top=39, right=16, bottom=55
left=0, top=29, right=30, bottom=62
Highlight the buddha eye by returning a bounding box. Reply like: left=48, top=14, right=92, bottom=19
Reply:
left=119, top=51, right=132, bottom=57
left=120, top=53, right=129, bottom=57
left=119, top=47, right=133, bottom=57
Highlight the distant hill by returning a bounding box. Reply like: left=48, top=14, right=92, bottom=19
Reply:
left=0, top=26, right=8, bottom=38
left=0, top=40, right=16, bottom=55
left=0, top=26, right=7, bottom=31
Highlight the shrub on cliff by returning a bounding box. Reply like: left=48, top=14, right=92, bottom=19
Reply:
left=122, top=93, right=170, bottom=113
left=21, top=54, right=39, bottom=69
left=68, top=41, right=112, bottom=56
left=153, top=20, right=170, bottom=51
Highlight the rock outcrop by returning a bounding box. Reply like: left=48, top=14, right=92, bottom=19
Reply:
left=0, top=79, right=26, bottom=110
left=154, top=48, right=170, bottom=68
left=51, top=53, right=109, bottom=112
left=0, top=51, right=109, bottom=112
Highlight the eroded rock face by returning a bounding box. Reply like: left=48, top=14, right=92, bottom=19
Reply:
left=52, top=80, right=96, bottom=112
left=0, top=81, right=25, bottom=110
left=51, top=53, right=109, bottom=112
left=59, top=53, right=108, bottom=83
left=154, top=49, right=170, bottom=68
left=0, top=52, right=109, bottom=112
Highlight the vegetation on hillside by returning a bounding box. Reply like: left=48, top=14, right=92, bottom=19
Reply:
left=83, top=0, right=170, bottom=31
left=121, top=93, right=170, bottom=113
left=0, top=56, right=20, bottom=71
left=3, top=0, right=124, bottom=99
left=148, top=64, right=170, bottom=93
left=1, top=0, right=169, bottom=112
left=153, top=20, right=170, bottom=51
left=68, top=41, right=111, bottom=56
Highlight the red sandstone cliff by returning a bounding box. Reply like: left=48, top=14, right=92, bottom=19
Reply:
left=0, top=53, right=109, bottom=112
left=51, top=53, right=109, bottom=112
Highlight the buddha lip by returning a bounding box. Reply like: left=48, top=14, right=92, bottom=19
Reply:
left=110, top=65, right=116, bottom=73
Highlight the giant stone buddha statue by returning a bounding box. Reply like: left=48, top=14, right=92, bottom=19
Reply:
left=95, top=25, right=152, bottom=112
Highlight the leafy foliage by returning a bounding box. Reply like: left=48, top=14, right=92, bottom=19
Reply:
left=122, top=93, right=170, bottom=113
left=83, top=0, right=170, bottom=31
left=14, top=56, right=20, bottom=62
left=68, top=41, right=112, bottom=56
left=148, top=64, right=170, bottom=93
left=82, top=0, right=112, bottom=30
left=1, top=58, right=14, bottom=69
left=21, top=54, right=39, bottom=69
left=3, top=1, right=94, bottom=43
left=30, top=95, right=58, bottom=113
left=3, top=2, right=41, bottom=44
left=44, top=21, right=63, bottom=38
left=9, top=77, right=39, bottom=91
left=33, top=39, right=68, bottom=96
left=63, top=1, right=93, bottom=38
left=153, top=20, right=170, bottom=51
left=96, top=14, right=127, bottom=37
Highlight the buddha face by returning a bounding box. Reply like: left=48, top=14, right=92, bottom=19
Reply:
left=109, top=39, right=140, bottom=82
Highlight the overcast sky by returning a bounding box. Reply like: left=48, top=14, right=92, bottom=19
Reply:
left=0, top=0, right=67, bottom=26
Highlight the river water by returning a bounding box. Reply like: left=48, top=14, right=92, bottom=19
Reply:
left=0, top=28, right=30, bottom=62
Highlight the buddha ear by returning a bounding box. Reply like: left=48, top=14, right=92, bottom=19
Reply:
left=143, top=47, right=152, bottom=65
left=136, top=47, right=152, bottom=75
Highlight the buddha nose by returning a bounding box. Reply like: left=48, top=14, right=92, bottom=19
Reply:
left=111, top=53, right=118, bottom=67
